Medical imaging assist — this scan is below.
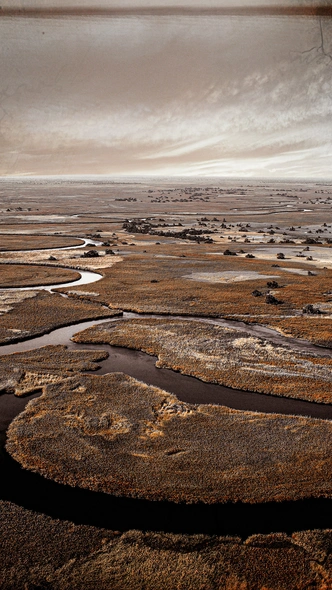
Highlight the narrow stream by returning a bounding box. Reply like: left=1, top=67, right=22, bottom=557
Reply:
left=1, top=314, right=332, bottom=419
left=0, top=386, right=331, bottom=536
left=0, top=237, right=104, bottom=291
left=1, top=438, right=331, bottom=537
left=0, top=237, right=103, bottom=253
left=0, top=268, right=104, bottom=292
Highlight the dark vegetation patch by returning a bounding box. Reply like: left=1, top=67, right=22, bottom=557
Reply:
left=1, top=501, right=331, bottom=590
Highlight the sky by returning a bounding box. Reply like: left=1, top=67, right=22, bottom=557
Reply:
left=1, top=2, right=332, bottom=178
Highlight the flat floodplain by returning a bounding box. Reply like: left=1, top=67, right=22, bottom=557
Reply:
left=1, top=177, right=332, bottom=588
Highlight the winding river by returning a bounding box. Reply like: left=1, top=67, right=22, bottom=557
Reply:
left=1, top=314, right=332, bottom=420
left=9, top=268, right=104, bottom=292
left=0, top=237, right=104, bottom=292
left=0, top=243, right=332, bottom=535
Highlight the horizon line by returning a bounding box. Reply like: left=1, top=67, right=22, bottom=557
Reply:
left=1, top=174, right=331, bottom=182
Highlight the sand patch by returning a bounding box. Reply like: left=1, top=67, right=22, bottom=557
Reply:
left=254, top=246, right=332, bottom=268
left=66, top=290, right=99, bottom=297
left=280, top=268, right=313, bottom=276
left=184, top=271, right=279, bottom=283
left=0, top=290, right=38, bottom=315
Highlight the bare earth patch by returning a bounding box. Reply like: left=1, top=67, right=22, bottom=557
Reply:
left=6, top=372, right=332, bottom=504
left=280, top=268, right=313, bottom=276
left=73, top=318, right=332, bottom=404
left=184, top=271, right=279, bottom=283
left=254, top=246, right=332, bottom=269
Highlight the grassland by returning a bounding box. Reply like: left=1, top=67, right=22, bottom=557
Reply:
left=0, top=234, right=82, bottom=251
left=1, top=501, right=331, bottom=590
left=0, top=247, right=122, bottom=272
left=0, top=290, right=117, bottom=344
left=7, top=372, right=332, bottom=504
left=72, top=318, right=332, bottom=403
left=0, top=344, right=108, bottom=396
left=0, top=263, right=81, bottom=287
left=66, top=251, right=332, bottom=347
left=2, top=178, right=332, bottom=588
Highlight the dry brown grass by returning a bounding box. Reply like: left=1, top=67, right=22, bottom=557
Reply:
left=72, top=318, right=332, bottom=404
left=0, top=263, right=81, bottom=287
left=0, top=248, right=123, bottom=272
left=0, top=290, right=38, bottom=316
left=0, top=234, right=82, bottom=251
left=7, top=373, right=332, bottom=504
left=66, top=252, right=332, bottom=346
left=2, top=183, right=332, bottom=588
left=0, top=344, right=108, bottom=396
left=1, top=501, right=331, bottom=590
left=0, top=290, right=116, bottom=344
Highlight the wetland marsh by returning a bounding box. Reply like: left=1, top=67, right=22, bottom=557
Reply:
left=1, top=177, right=332, bottom=588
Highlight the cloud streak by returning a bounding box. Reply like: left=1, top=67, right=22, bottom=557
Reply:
left=0, top=10, right=331, bottom=177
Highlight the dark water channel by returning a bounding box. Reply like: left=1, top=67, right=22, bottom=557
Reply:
left=0, top=314, right=332, bottom=536
left=1, top=313, right=332, bottom=419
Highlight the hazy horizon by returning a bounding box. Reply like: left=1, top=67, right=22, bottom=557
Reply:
left=2, top=174, right=331, bottom=183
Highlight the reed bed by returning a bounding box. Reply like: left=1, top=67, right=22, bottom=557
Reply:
left=0, top=345, right=108, bottom=396
left=67, top=253, right=332, bottom=346
left=7, top=373, right=332, bottom=504
left=0, top=290, right=115, bottom=344
left=0, top=235, right=82, bottom=251
left=0, top=263, right=80, bottom=288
